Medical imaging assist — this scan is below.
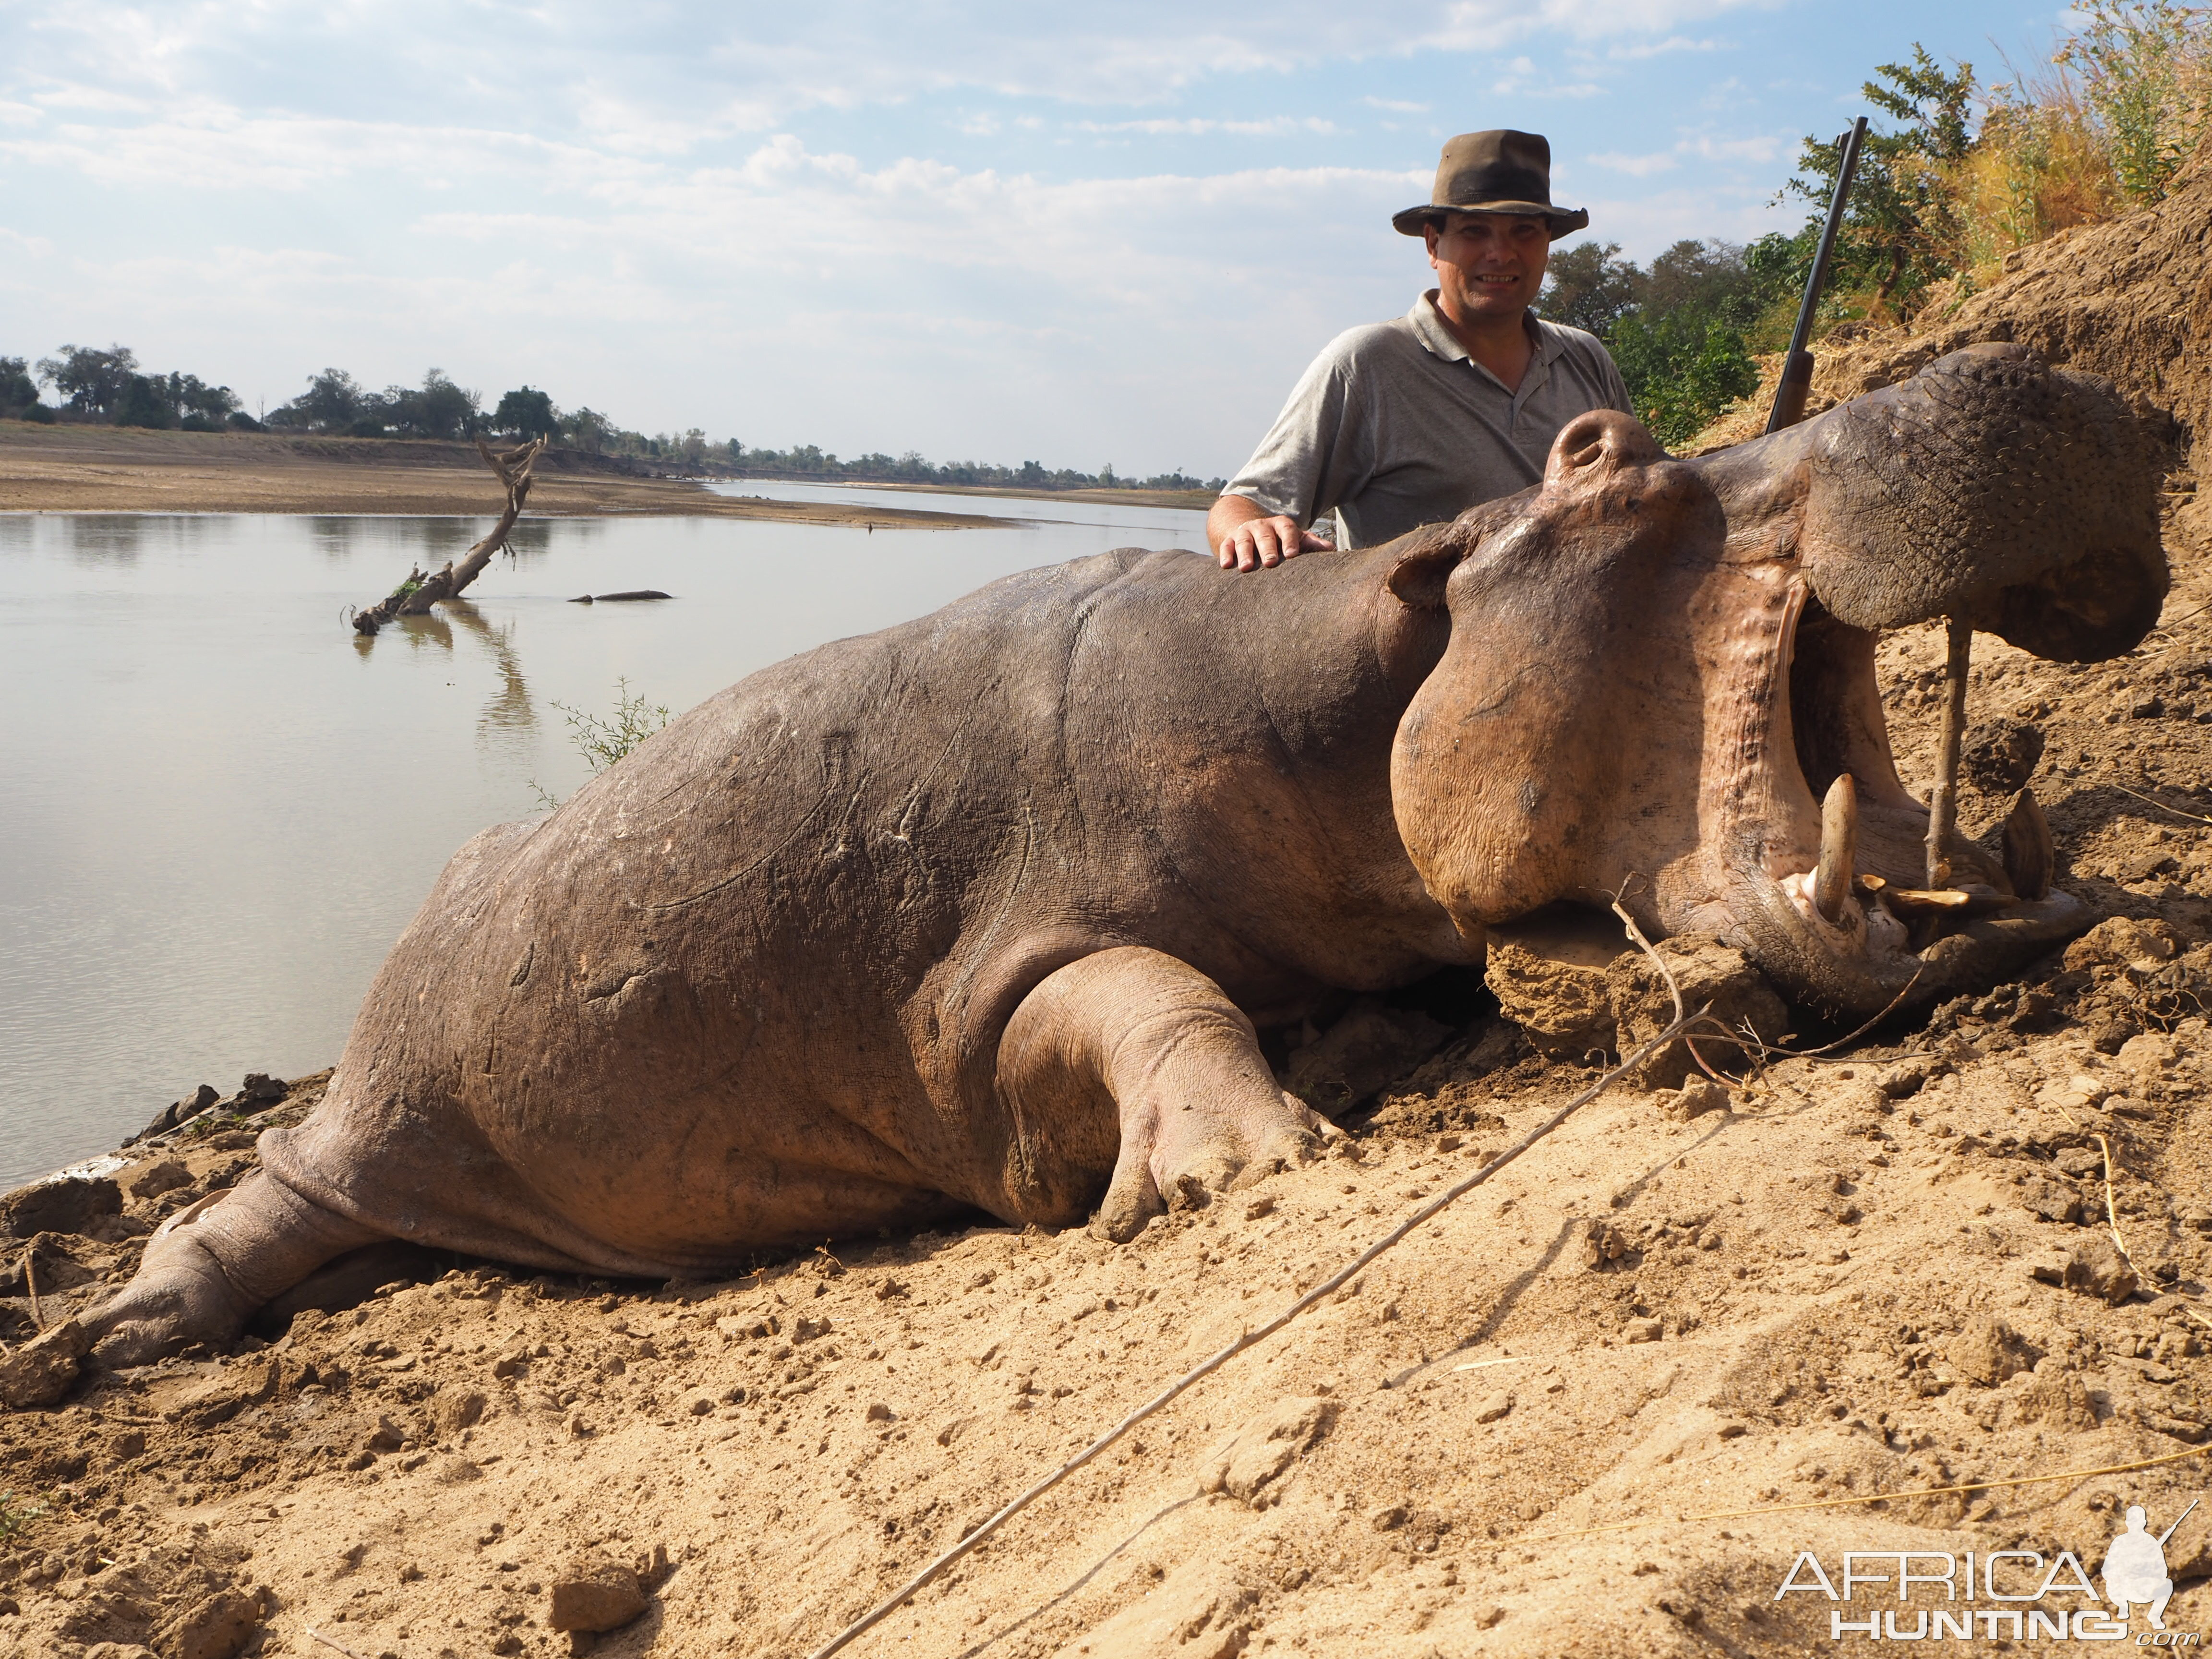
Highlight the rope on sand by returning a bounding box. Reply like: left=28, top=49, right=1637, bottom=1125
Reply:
left=805, top=903, right=1707, bottom=1659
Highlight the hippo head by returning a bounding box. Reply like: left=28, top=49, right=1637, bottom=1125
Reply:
left=1388, top=344, right=2166, bottom=1016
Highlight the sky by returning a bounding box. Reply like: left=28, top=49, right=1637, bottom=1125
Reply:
left=1, top=1, right=2091, bottom=478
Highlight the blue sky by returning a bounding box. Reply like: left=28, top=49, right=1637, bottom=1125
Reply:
left=2, top=1, right=2086, bottom=477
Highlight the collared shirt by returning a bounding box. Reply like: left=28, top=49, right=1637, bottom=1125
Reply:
left=1225, top=291, right=1634, bottom=549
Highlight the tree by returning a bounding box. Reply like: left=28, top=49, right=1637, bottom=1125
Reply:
left=493, top=385, right=559, bottom=440
left=2057, top=0, right=2212, bottom=204
left=0, top=357, right=38, bottom=417
left=37, top=344, right=139, bottom=417
left=1539, top=241, right=1641, bottom=336
left=352, top=439, right=546, bottom=636
left=1781, top=45, right=1977, bottom=316
left=370, top=369, right=481, bottom=439
left=1610, top=313, right=1761, bottom=446
left=567, top=408, right=612, bottom=455
left=112, top=375, right=174, bottom=429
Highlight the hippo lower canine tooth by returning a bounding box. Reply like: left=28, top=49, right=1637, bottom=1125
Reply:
left=79, top=345, right=2167, bottom=1364
left=1814, top=775, right=1857, bottom=924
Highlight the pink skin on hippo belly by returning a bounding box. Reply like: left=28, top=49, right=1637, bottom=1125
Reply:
left=83, top=345, right=2165, bottom=1368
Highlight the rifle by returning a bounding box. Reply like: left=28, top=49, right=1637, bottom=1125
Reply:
left=1766, top=114, right=1869, bottom=433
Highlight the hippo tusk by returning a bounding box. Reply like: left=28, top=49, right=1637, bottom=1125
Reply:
left=1924, top=616, right=1972, bottom=890
left=2002, top=787, right=2054, bottom=901
left=1814, top=773, right=1857, bottom=924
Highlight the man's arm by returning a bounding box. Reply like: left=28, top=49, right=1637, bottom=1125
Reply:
left=1207, top=493, right=1333, bottom=572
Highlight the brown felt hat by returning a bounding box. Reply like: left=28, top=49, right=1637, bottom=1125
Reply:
left=1392, top=130, right=1589, bottom=240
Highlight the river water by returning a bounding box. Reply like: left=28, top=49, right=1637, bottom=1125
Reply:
left=0, top=487, right=1209, bottom=1188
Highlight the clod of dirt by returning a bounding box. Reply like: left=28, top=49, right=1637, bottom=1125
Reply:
left=132, top=1083, right=220, bottom=1144
left=2013, top=1365, right=2103, bottom=1431
left=1194, top=1396, right=1338, bottom=1507
left=549, top=1554, right=649, bottom=1633
left=2030, top=1237, right=2142, bottom=1305
left=1606, top=937, right=1788, bottom=1088
left=1283, top=998, right=1450, bottom=1113
left=125, top=1159, right=190, bottom=1201
left=157, top=1587, right=263, bottom=1659
left=1482, top=913, right=1626, bottom=1061
left=234, top=1072, right=289, bottom=1107
left=0, top=1315, right=85, bottom=1408
left=2067, top=915, right=2185, bottom=971
left=1948, top=1315, right=2039, bottom=1385
left=0, top=1176, right=120, bottom=1239
left=1662, top=1077, right=1731, bottom=1121
left=1961, top=717, right=2048, bottom=794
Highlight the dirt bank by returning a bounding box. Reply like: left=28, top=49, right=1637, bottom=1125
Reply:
left=0, top=426, right=1003, bottom=529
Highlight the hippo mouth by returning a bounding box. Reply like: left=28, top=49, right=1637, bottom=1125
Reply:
left=1693, top=577, right=2088, bottom=1019
left=1679, top=344, right=2168, bottom=1017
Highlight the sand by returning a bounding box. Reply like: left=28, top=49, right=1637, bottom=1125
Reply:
left=0, top=426, right=1005, bottom=529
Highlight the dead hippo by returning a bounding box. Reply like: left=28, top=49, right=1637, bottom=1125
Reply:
left=88, top=345, right=2164, bottom=1364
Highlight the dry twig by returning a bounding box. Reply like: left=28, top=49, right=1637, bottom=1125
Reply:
left=2109, top=780, right=2212, bottom=829
left=22, top=1250, right=41, bottom=1332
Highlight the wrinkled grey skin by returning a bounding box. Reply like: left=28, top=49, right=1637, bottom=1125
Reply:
left=86, top=345, right=2164, bottom=1366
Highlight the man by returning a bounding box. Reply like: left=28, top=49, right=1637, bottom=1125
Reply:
left=1210, top=129, right=1632, bottom=570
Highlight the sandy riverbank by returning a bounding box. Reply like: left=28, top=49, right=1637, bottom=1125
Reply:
left=0, top=424, right=1003, bottom=528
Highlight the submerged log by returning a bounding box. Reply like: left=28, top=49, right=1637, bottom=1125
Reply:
left=352, top=437, right=545, bottom=636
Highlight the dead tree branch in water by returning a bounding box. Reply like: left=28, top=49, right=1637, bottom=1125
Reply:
left=351, top=436, right=546, bottom=636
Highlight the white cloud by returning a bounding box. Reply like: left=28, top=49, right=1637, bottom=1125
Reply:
left=1589, top=148, right=1679, bottom=175
left=1363, top=96, right=1431, bottom=111
left=1072, top=116, right=1344, bottom=136
left=1606, top=32, right=1722, bottom=58
left=6, top=0, right=1779, bottom=126
left=1679, top=131, right=1786, bottom=162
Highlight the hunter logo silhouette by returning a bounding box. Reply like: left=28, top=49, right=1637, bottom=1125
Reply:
left=2104, top=1499, right=2196, bottom=1632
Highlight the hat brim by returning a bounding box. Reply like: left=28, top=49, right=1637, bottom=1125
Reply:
left=1393, top=201, right=1590, bottom=240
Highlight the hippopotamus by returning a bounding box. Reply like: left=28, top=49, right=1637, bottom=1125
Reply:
left=88, top=344, right=2164, bottom=1364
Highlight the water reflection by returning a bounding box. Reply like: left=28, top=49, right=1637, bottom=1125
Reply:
left=306, top=515, right=571, bottom=567
left=448, top=600, right=537, bottom=750
left=349, top=597, right=539, bottom=755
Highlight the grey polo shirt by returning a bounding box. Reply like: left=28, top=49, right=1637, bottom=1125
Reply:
left=1226, top=292, right=1633, bottom=549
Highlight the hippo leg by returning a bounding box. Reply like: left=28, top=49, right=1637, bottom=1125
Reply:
left=998, top=946, right=1337, bottom=1242
left=83, top=1167, right=382, bottom=1368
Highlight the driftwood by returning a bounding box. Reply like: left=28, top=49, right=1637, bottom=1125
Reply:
left=352, top=436, right=546, bottom=636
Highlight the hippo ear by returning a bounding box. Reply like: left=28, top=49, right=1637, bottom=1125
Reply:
left=1385, top=529, right=1468, bottom=610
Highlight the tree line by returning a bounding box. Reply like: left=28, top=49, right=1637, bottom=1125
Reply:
left=0, top=351, right=1223, bottom=493
left=1539, top=1, right=2209, bottom=446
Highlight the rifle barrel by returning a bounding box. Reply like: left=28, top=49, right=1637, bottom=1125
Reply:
left=1767, top=114, right=1870, bottom=434
left=2158, top=1496, right=2199, bottom=1547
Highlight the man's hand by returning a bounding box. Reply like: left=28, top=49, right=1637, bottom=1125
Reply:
left=1208, top=493, right=1332, bottom=572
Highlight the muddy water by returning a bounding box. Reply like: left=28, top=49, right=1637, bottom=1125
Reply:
left=0, top=492, right=1208, bottom=1187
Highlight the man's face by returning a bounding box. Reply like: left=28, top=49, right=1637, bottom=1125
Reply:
left=1423, top=211, right=1549, bottom=323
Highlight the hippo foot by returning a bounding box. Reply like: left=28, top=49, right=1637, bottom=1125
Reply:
left=998, top=946, right=1339, bottom=1244
left=84, top=1194, right=262, bottom=1369
left=84, top=1168, right=383, bottom=1369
